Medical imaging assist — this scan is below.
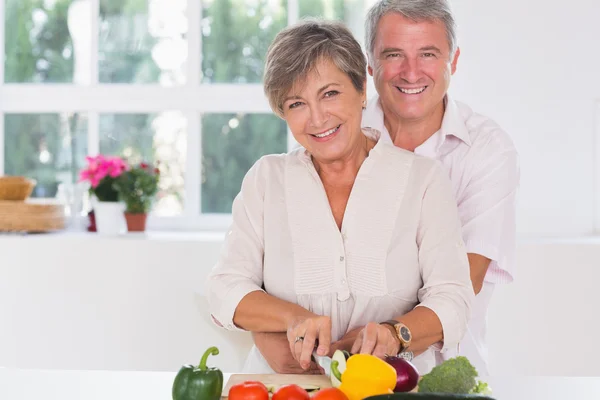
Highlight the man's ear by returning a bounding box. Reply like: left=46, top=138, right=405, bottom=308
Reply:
left=451, top=47, right=461, bottom=75
left=367, top=54, right=374, bottom=76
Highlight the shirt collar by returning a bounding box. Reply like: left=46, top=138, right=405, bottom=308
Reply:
left=361, top=94, right=472, bottom=149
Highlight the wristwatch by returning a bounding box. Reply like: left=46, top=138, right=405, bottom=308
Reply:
left=380, top=319, right=412, bottom=355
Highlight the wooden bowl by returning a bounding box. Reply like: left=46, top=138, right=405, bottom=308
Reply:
left=0, top=176, right=37, bottom=201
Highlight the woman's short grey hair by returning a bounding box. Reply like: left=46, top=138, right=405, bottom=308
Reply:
left=264, top=19, right=367, bottom=118
left=365, top=0, right=457, bottom=60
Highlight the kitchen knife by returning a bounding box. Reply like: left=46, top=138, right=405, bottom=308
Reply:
left=311, top=350, right=332, bottom=377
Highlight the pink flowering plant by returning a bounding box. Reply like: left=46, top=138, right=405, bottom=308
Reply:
left=79, top=155, right=129, bottom=202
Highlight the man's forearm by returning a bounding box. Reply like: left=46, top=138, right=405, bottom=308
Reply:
left=468, top=253, right=492, bottom=295
left=233, top=290, right=314, bottom=332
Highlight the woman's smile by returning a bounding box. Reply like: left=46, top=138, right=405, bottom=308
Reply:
left=309, top=124, right=342, bottom=142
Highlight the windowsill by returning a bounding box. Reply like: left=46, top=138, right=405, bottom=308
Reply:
left=1, top=229, right=600, bottom=246
left=0, top=229, right=227, bottom=243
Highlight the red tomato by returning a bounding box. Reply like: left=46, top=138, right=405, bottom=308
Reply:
left=228, top=381, right=269, bottom=400
left=311, top=388, right=350, bottom=400
left=272, top=384, right=310, bottom=400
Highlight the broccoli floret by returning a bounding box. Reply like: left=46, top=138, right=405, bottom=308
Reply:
left=471, top=380, right=492, bottom=395
left=418, top=356, right=482, bottom=394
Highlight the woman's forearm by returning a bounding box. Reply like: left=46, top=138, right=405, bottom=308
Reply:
left=396, top=306, right=443, bottom=353
left=233, top=290, right=315, bottom=332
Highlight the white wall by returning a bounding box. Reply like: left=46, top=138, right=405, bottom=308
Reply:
left=448, top=0, right=600, bottom=236
left=2, top=234, right=599, bottom=376
left=2, top=0, right=599, bottom=379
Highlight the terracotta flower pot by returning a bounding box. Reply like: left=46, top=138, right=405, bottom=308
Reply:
left=124, top=213, right=148, bottom=232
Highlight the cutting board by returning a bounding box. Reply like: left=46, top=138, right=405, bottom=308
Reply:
left=222, top=374, right=332, bottom=398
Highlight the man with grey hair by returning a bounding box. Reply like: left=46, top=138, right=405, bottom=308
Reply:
left=358, top=0, right=519, bottom=376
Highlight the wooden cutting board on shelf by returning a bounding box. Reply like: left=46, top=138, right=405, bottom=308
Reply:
left=0, top=200, right=65, bottom=232
left=222, top=374, right=332, bottom=398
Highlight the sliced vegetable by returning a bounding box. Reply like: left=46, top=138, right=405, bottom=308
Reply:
left=384, top=355, right=419, bottom=392
left=330, top=349, right=349, bottom=388
left=300, top=384, right=321, bottom=393
left=265, top=383, right=278, bottom=393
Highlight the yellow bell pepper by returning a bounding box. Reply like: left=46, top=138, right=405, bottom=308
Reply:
left=331, top=354, right=397, bottom=400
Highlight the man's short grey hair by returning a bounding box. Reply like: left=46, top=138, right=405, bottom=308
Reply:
left=365, top=0, right=457, bottom=60
left=264, top=19, right=367, bottom=118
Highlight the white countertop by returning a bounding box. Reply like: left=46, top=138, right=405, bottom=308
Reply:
left=1, top=368, right=600, bottom=400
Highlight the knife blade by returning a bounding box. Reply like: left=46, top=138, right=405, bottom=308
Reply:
left=311, top=350, right=332, bottom=377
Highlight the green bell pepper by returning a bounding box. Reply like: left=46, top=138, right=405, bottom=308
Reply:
left=172, top=346, right=223, bottom=400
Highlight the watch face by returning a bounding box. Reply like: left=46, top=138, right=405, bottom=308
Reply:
left=399, top=326, right=411, bottom=342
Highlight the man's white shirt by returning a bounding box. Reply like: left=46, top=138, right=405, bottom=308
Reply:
left=362, top=95, right=520, bottom=375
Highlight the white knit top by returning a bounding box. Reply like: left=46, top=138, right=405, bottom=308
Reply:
left=206, top=129, right=474, bottom=374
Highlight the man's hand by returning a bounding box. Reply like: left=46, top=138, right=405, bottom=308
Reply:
left=252, top=331, right=322, bottom=374
left=327, top=326, right=363, bottom=356
left=350, top=322, right=400, bottom=359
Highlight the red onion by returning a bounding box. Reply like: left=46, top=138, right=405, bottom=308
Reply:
left=384, top=355, right=420, bottom=392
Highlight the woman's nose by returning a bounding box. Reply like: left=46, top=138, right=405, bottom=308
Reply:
left=309, top=105, right=329, bottom=128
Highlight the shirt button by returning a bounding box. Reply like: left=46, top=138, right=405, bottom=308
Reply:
left=341, top=279, right=346, bottom=284
left=340, top=256, right=345, bottom=261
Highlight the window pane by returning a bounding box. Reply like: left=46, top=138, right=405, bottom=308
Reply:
left=201, top=0, right=287, bottom=83
left=99, top=112, right=187, bottom=216
left=201, top=113, right=287, bottom=213
left=299, top=0, right=345, bottom=19
left=4, top=0, right=77, bottom=83
left=4, top=113, right=87, bottom=198
left=99, top=0, right=188, bottom=85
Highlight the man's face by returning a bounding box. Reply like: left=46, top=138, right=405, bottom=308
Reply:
left=369, top=13, right=460, bottom=123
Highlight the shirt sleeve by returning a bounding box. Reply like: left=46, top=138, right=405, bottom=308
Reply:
left=458, top=145, right=520, bottom=284
left=415, top=162, right=475, bottom=353
left=205, top=158, right=267, bottom=331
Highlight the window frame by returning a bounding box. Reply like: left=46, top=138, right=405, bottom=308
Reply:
left=595, top=100, right=600, bottom=234
left=0, top=0, right=372, bottom=231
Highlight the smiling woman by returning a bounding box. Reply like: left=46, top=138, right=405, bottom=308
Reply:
left=206, top=19, right=474, bottom=377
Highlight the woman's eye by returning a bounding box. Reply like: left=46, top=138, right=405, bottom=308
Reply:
left=324, top=90, right=339, bottom=98
left=288, top=101, right=302, bottom=109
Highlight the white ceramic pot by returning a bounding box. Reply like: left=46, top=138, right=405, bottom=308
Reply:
left=91, top=198, right=126, bottom=235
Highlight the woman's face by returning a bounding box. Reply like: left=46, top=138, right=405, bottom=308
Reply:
left=282, top=59, right=366, bottom=164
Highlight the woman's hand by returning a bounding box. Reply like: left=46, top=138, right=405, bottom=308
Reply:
left=286, top=315, right=332, bottom=370
left=253, top=332, right=323, bottom=374
left=351, top=322, right=400, bottom=359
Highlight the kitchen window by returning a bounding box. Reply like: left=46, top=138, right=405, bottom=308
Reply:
left=0, top=0, right=374, bottom=230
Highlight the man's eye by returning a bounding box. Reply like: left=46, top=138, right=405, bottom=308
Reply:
left=324, top=90, right=339, bottom=98
left=422, top=53, right=436, bottom=58
left=386, top=53, right=401, bottom=59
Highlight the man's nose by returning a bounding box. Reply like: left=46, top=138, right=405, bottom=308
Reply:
left=399, top=57, right=421, bottom=83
